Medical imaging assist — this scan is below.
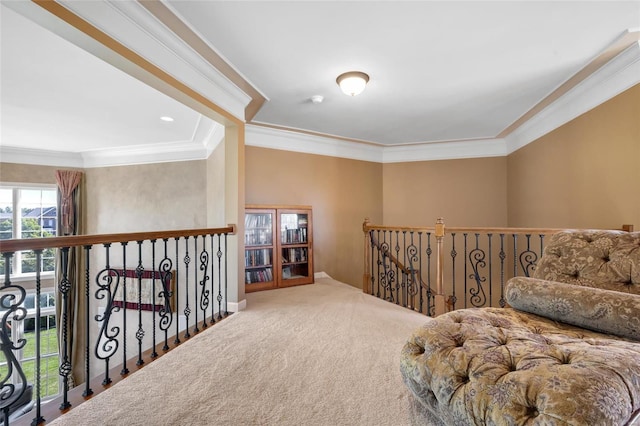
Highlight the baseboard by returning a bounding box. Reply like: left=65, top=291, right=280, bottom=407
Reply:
left=314, top=271, right=332, bottom=279
left=228, top=299, right=247, bottom=312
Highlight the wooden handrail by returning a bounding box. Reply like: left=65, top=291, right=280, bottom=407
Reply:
left=0, top=225, right=236, bottom=253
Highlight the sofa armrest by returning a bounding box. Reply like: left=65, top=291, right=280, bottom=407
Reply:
left=506, top=276, right=640, bottom=341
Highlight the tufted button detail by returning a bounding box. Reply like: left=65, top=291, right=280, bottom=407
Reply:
left=602, top=255, right=610, bottom=262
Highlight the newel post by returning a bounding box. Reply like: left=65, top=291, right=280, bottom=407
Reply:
left=434, top=218, right=447, bottom=316
left=362, top=218, right=371, bottom=293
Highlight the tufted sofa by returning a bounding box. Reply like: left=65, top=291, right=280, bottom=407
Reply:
left=401, top=230, right=640, bottom=425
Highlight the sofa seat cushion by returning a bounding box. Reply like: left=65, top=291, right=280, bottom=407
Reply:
left=401, top=308, right=640, bottom=425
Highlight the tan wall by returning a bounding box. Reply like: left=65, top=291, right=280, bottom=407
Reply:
left=507, top=83, right=640, bottom=229
left=245, top=146, right=383, bottom=288
left=0, top=162, right=63, bottom=184
left=383, top=157, right=509, bottom=227
left=85, top=161, right=208, bottom=234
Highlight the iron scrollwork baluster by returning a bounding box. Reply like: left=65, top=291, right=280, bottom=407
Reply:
left=94, top=244, right=121, bottom=386
left=58, top=246, right=73, bottom=409
left=198, top=238, right=210, bottom=328
left=499, top=234, right=507, bottom=307
left=468, top=233, right=487, bottom=307
left=158, top=239, right=173, bottom=352
left=183, top=237, right=191, bottom=339
left=406, top=233, right=420, bottom=309
left=135, top=242, right=145, bottom=366
left=519, top=234, right=538, bottom=277
left=216, top=234, right=223, bottom=320
left=1, top=252, right=29, bottom=424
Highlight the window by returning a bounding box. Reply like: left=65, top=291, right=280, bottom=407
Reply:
left=0, top=185, right=58, bottom=276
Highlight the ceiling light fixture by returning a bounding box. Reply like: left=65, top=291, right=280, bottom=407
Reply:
left=160, top=116, right=174, bottom=122
left=336, top=71, right=369, bottom=96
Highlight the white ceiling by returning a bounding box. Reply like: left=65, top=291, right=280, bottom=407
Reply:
left=1, top=1, right=639, bottom=163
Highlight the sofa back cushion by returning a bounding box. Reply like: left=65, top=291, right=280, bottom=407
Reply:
left=533, top=230, right=640, bottom=294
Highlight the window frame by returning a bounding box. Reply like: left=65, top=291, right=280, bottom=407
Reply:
left=0, top=183, right=58, bottom=278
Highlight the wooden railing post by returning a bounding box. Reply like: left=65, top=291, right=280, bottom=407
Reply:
left=434, top=218, right=447, bottom=316
left=362, top=218, right=371, bottom=293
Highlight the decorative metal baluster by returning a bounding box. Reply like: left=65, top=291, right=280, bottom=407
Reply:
left=375, top=230, right=381, bottom=298
left=450, top=234, right=458, bottom=310
left=425, top=233, right=433, bottom=316
left=499, top=234, right=507, bottom=307
left=150, top=240, right=158, bottom=359
left=538, top=234, right=545, bottom=271
left=33, top=249, right=45, bottom=425
left=210, top=235, right=216, bottom=324
left=183, top=237, right=191, bottom=339
left=174, top=238, right=181, bottom=345
left=193, top=236, right=199, bottom=334
left=216, top=234, right=223, bottom=320
left=120, top=242, right=129, bottom=376
left=406, top=232, right=419, bottom=310
left=468, top=233, right=487, bottom=308
left=199, top=236, right=210, bottom=328
left=488, top=234, right=493, bottom=307
left=224, top=232, right=228, bottom=316
left=94, top=244, right=121, bottom=387
left=395, top=231, right=401, bottom=306
left=135, top=241, right=145, bottom=367
left=512, top=234, right=518, bottom=278
left=58, top=246, right=72, bottom=409
left=158, top=239, right=173, bottom=352
left=83, top=245, right=93, bottom=398
left=369, top=231, right=375, bottom=296
left=519, top=234, right=537, bottom=277
left=1, top=252, right=29, bottom=425
left=463, top=233, right=468, bottom=309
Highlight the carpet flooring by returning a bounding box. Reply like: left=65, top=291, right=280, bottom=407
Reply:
left=49, top=277, right=433, bottom=425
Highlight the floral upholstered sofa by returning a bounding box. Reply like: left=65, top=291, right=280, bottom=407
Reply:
left=401, top=230, right=640, bottom=425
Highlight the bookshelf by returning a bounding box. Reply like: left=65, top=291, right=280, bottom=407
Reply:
left=245, top=205, right=313, bottom=292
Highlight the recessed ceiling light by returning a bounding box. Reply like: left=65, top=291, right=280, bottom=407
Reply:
left=160, top=116, right=174, bottom=122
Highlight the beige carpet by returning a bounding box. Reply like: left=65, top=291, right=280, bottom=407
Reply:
left=49, top=278, right=433, bottom=426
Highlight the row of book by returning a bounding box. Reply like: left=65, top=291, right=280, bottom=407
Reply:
left=245, top=228, right=272, bottom=246
left=245, top=267, right=273, bottom=283
left=281, top=227, right=308, bottom=244
left=245, top=248, right=272, bottom=267
left=282, top=247, right=308, bottom=264
left=245, top=213, right=272, bottom=229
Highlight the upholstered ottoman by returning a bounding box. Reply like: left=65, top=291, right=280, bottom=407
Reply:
left=401, top=230, right=640, bottom=425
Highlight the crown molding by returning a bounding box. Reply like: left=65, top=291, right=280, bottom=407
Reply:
left=383, top=139, right=507, bottom=163
left=0, top=146, right=84, bottom=168
left=506, top=40, right=640, bottom=154
left=246, top=125, right=384, bottom=163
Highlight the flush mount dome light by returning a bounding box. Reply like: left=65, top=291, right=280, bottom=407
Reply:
left=336, top=71, right=369, bottom=96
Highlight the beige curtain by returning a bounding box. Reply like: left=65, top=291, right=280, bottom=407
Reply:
left=54, top=170, right=85, bottom=388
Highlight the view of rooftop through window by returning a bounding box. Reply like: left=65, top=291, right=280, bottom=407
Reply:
left=0, top=186, right=58, bottom=275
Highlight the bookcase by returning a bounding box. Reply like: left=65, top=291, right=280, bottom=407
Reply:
left=245, top=205, right=313, bottom=292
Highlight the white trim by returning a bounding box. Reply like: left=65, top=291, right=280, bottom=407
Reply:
left=0, top=146, right=84, bottom=168
left=382, top=138, right=507, bottom=163
left=246, top=125, right=383, bottom=163
left=314, top=271, right=331, bottom=279
left=228, top=299, right=247, bottom=312
left=80, top=140, right=208, bottom=168
left=506, top=41, right=640, bottom=154
left=55, top=0, right=251, bottom=121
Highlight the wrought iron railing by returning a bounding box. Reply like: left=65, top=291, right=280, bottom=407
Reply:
left=0, top=225, right=235, bottom=425
left=363, top=218, right=633, bottom=316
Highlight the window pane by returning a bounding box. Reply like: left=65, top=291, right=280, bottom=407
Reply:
left=20, top=188, right=57, bottom=239
left=0, top=188, right=13, bottom=240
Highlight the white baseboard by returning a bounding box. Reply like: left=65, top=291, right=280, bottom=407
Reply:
left=228, top=299, right=247, bottom=312
left=314, top=271, right=332, bottom=279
